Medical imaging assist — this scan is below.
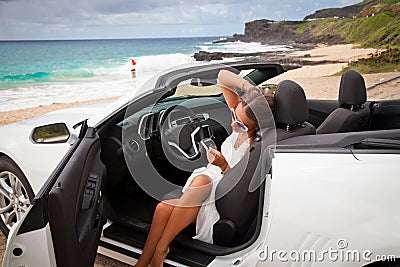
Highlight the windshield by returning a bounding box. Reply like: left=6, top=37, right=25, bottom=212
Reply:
left=166, top=69, right=255, bottom=100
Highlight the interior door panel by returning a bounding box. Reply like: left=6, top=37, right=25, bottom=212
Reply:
left=307, top=99, right=338, bottom=128
left=47, top=127, right=106, bottom=267
left=370, top=100, right=400, bottom=130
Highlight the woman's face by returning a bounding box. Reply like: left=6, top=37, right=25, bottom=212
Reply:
left=231, top=102, right=257, bottom=133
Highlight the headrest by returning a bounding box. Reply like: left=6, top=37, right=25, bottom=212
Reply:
left=275, top=80, right=308, bottom=125
left=338, top=70, right=367, bottom=107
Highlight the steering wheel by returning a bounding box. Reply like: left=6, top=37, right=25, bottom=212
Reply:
left=160, top=104, right=210, bottom=169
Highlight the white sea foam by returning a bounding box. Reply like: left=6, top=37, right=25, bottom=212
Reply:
left=199, top=41, right=293, bottom=54
left=0, top=53, right=197, bottom=112
left=0, top=76, right=133, bottom=111
left=0, top=42, right=292, bottom=112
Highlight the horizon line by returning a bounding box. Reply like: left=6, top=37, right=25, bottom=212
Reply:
left=0, top=35, right=230, bottom=42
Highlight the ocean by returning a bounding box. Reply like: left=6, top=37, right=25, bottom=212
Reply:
left=0, top=37, right=292, bottom=112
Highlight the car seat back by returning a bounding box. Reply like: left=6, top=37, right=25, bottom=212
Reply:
left=213, top=129, right=274, bottom=246
left=274, top=80, right=316, bottom=141
left=317, top=70, right=370, bottom=134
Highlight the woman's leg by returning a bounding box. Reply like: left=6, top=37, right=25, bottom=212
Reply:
left=149, top=174, right=212, bottom=267
left=134, top=199, right=178, bottom=267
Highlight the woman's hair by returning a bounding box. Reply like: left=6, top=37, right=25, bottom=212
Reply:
left=241, top=86, right=275, bottom=135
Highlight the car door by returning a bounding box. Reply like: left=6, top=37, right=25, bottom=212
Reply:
left=263, top=149, right=400, bottom=266
left=3, top=124, right=106, bottom=267
left=369, top=99, right=400, bottom=130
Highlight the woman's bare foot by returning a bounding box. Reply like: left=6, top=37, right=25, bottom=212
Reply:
left=149, top=246, right=169, bottom=267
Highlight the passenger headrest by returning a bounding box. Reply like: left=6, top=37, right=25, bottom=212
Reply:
left=275, top=80, right=308, bottom=125
left=338, top=70, right=367, bottom=107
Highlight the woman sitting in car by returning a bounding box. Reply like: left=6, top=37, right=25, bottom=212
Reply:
left=135, top=69, right=275, bottom=267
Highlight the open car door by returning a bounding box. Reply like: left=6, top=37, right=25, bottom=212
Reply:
left=3, top=125, right=106, bottom=267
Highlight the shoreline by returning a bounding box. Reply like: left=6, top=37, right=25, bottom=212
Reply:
left=194, top=43, right=377, bottom=64
left=1, top=44, right=399, bottom=127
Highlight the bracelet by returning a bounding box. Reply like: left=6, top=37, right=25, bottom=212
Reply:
left=220, top=163, right=229, bottom=174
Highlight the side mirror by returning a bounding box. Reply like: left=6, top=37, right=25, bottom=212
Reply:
left=31, top=123, right=70, bottom=144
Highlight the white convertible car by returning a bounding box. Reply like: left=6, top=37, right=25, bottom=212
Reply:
left=0, top=62, right=399, bottom=267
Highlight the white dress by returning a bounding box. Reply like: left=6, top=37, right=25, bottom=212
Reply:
left=182, top=132, right=250, bottom=244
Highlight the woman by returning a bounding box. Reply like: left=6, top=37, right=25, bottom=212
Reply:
left=134, top=69, right=275, bottom=267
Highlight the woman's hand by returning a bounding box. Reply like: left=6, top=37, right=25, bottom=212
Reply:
left=207, top=148, right=229, bottom=173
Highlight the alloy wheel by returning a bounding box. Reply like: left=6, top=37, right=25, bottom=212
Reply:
left=0, top=171, right=31, bottom=230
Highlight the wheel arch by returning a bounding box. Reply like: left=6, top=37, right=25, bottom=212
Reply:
left=0, top=153, right=36, bottom=235
left=0, top=153, right=35, bottom=198
left=0, top=152, right=33, bottom=190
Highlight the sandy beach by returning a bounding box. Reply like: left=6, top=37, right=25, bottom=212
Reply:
left=268, top=44, right=400, bottom=99
left=0, top=43, right=399, bottom=266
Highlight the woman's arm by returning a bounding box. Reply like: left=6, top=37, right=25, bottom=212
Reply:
left=218, top=70, right=255, bottom=109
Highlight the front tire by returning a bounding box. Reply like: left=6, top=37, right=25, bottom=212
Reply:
left=0, top=156, right=34, bottom=236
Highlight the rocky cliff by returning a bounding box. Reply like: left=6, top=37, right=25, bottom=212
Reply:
left=196, top=0, right=399, bottom=61
left=214, top=20, right=305, bottom=45
left=305, top=0, right=400, bottom=20
left=304, top=2, right=366, bottom=20
left=215, top=0, right=400, bottom=47
left=215, top=19, right=344, bottom=46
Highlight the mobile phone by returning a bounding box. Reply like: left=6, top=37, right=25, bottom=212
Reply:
left=200, top=140, right=209, bottom=150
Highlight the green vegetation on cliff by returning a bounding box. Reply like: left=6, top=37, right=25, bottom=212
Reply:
left=298, top=0, right=400, bottom=73
left=347, top=12, right=398, bottom=46
left=240, top=1, right=400, bottom=48
left=298, top=0, right=400, bottom=47
left=297, top=12, right=399, bottom=48
left=340, top=47, right=400, bottom=74
left=230, top=0, right=400, bottom=73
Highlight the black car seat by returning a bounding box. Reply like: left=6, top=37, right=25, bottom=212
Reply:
left=213, top=128, right=274, bottom=247
left=213, top=80, right=315, bottom=247
left=316, top=70, right=370, bottom=134
left=274, top=80, right=316, bottom=141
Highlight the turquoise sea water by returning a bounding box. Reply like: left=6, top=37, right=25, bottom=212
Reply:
left=0, top=37, right=292, bottom=111
left=0, top=38, right=215, bottom=89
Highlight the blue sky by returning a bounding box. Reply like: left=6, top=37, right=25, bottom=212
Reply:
left=0, top=0, right=361, bottom=40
